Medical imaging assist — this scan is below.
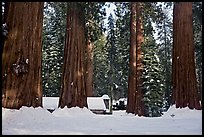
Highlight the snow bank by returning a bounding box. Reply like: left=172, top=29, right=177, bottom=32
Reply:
left=52, top=106, right=95, bottom=117
left=2, top=104, right=202, bottom=135
left=2, top=106, right=54, bottom=122
left=162, top=105, right=202, bottom=119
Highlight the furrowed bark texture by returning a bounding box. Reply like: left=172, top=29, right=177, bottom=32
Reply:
left=172, top=2, right=201, bottom=110
left=58, top=3, right=87, bottom=108
left=2, top=2, right=44, bottom=109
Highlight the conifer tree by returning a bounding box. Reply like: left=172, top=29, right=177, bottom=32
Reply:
left=42, top=2, right=67, bottom=97
left=2, top=2, right=44, bottom=109
left=142, top=34, right=165, bottom=117
left=172, top=2, right=201, bottom=110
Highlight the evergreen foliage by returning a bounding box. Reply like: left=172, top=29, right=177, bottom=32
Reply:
left=42, top=2, right=67, bottom=97
left=84, top=2, right=106, bottom=43
left=155, top=3, right=173, bottom=110
left=142, top=34, right=165, bottom=117
left=93, top=34, right=109, bottom=96
left=113, top=2, right=130, bottom=100
left=192, top=2, right=202, bottom=101
left=41, top=2, right=202, bottom=113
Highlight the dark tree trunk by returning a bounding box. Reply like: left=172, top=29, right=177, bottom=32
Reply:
left=127, top=2, right=137, bottom=114
left=58, top=3, right=87, bottom=108
left=85, top=39, right=94, bottom=97
left=172, top=2, right=201, bottom=110
left=135, top=2, right=145, bottom=116
left=127, top=2, right=145, bottom=116
left=2, top=2, right=44, bottom=109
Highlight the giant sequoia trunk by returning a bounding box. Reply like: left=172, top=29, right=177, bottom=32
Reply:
left=85, top=39, right=94, bottom=97
left=58, top=3, right=87, bottom=108
left=2, top=2, right=44, bottom=109
left=127, top=2, right=145, bottom=116
left=172, top=2, right=201, bottom=110
left=127, top=2, right=137, bottom=114
left=135, top=2, right=145, bottom=116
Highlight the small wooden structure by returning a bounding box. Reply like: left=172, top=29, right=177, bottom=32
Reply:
left=43, top=95, right=112, bottom=114
left=87, top=95, right=112, bottom=114
left=87, top=96, right=107, bottom=114
left=102, top=94, right=111, bottom=114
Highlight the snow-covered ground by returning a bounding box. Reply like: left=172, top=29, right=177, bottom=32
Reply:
left=2, top=97, right=202, bottom=135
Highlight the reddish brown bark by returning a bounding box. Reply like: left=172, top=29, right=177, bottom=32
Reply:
left=2, top=2, right=44, bottom=109
left=135, top=2, right=145, bottom=116
left=127, top=2, right=145, bottom=116
left=58, top=3, right=87, bottom=108
left=172, top=2, right=201, bottom=110
left=127, top=2, right=137, bottom=114
left=85, top=39, right=94, bottom=97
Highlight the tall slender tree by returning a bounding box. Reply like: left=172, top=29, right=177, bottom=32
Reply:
left=84, top=2, right=106, bottom=97
left=58, top=3, right=87, bottom=108
left=107, top=13, right=117, bottom=113
left=156, top=4, right=173, bottom=110
left=142, top=34, right=165, bottom=117
left=2, top=2, right=44, bottom=109
left=172, top=2, right=201, bottom=110
left=127, top=2, right=137, bottom=114
left=127, top=2, right=145, bottom=116
left=113, top=2, right=130, bottom=100
left=135, top=2, right=145, bottom=116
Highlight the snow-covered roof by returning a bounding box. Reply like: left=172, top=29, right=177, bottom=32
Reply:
left=43, top=97, right=59, bottom=109
left=118, top=98, right=127, bottom=102
left=87, top=97, right=106, bottom=110
left=43, top=96, right=107, bottom=110
left=102, top=94, right=110, bottom=100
